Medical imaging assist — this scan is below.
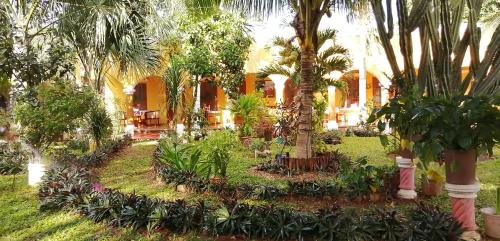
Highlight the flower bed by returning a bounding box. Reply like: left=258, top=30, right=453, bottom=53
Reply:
left=153, top=143, right=400, bottom=203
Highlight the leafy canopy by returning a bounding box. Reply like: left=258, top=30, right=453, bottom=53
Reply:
left=14, top=81, right=95, bottom=150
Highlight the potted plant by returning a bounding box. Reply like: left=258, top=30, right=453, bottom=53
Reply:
left=368, top=84, right=425, bottom=159
left=231, top=93, right=266, bottom=147
left=254, top=117, right=275, bottom=141
left=481, top=187, right=500, bottom=239
left=414, top=96, right=499, bottom=185
left=420, top=167, right=444, bottom=196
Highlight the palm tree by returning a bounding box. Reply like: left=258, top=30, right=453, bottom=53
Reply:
left=224, top=0, right=367, bottom=158
left=163, top=56, right=189, bottom=131
left=59, top=0, right=164, bottom=92
left=259, top=28, right=351, bottom=95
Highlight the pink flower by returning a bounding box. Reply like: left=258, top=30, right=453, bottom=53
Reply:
left=91, top=182, right=106, bottom=192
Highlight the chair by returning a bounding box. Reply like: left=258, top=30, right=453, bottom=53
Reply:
left=118, top=111, right=126, bottom=127
left=145, top=110, right=160, bottom=126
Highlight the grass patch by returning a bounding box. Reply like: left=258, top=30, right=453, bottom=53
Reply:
left=333, top=136, right=394, bottom=166
left=0, top=173, right=154, bottom=241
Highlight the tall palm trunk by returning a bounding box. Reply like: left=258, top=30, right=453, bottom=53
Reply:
left=295, top=46, right=315, bottom=158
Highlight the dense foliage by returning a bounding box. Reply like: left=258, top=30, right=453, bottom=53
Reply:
left=155, top=131, right=239, bottom=179
left=39, top=136, right=130, bottom=211
left=231, top=93, right=266, bottom=137
left=14, top=81, right=95, bottom=151
left=38, top=135, right=462, bottom=241
left=0, top=141, right=27, bottom=175
left=177, top=12, right=252, bottom=100
left=154, top=144, right=398, bottom=202
left=86, top=101, right=113, bottom=148
left=414, top=95, right=500, bottom=160
left=41, top=176, right=463, bottom=241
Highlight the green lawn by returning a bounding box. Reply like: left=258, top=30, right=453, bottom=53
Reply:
left=0, top=173, right=153, bottom=241
left=1, top=137, right=498, bottom=240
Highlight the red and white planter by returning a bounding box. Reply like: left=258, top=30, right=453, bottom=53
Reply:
left=445, top=182, right=481, bottom=241
left=396, top=156, right=417, bottom=199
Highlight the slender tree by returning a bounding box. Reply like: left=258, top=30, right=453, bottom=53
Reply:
left=225, top=0, right=367, bottom=158
left=163, top=56, right=190, bottom=131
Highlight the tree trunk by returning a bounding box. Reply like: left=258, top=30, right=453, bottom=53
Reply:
left=295, top=47, right=315, bottom=158
left=186, top=76, right=200, bottom=141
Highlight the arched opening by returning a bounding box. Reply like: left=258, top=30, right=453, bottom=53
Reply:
left=200, top=80, right=219, bottom=111
left=131, top=76, right=167, bottom=127
left=284, top=78, right=298, bottom=105
left=340, top=70, right=382, bottom=108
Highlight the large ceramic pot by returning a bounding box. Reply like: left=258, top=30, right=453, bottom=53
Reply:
left=481, top=208, right=500, bottom=239
left=443, top=149, right=477, bottom=185
left=421, top=179, right=443, bottom=196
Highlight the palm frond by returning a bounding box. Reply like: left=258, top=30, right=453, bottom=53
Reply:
left=222, top=0, right=289, bottom=18
left=317, top=29, right=338, bottom=47
left=317, top=45, right=349, bottom=62
left=258, top=64, right=296, bottom=79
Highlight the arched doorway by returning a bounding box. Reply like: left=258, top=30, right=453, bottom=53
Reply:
left=284, top=78, right=298, bottom=105
left=132, top=76, right=167, bottom=127
left=340, top=70, right=382, bottom=108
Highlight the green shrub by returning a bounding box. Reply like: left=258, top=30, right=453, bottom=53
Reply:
left=14, top=81, right=95, bottom=152
left=87, top=102, right=112, bottom=148
left=231, top=93, right=266, bottom=137
left=407, top=204, right=463, bottom=241
left=201, top=130, right=239, bottom=178
left=156, top=137, right=208, bottom=178
left=337, top=157, right=388, bottom=199
left=0, top=141, right=28, bottom=175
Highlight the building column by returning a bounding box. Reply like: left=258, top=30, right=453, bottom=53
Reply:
left=268, top=74, right=288, bottom=106
left=381, top=87, right=389, bottom=106
left=445, top=182, right=481, bottom=241
left=123, top=86, right=136, bottom=138
left=396, top=156, right=417, bottom=199
left=327, top=86, right=338, bottom=130
left=195, top=82, right=201, bottom=110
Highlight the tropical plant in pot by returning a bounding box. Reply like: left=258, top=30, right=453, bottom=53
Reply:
left=414, top=95, right=499, bottom=185
left=480, top=187, right=500, bottom=239
left=254, top=117, right=275, bottom=141
left=368, top=84, right=425, bottom=159
left=230, top=93, right=266, bottom=146
left=419, top=164, right=444, bottom=196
